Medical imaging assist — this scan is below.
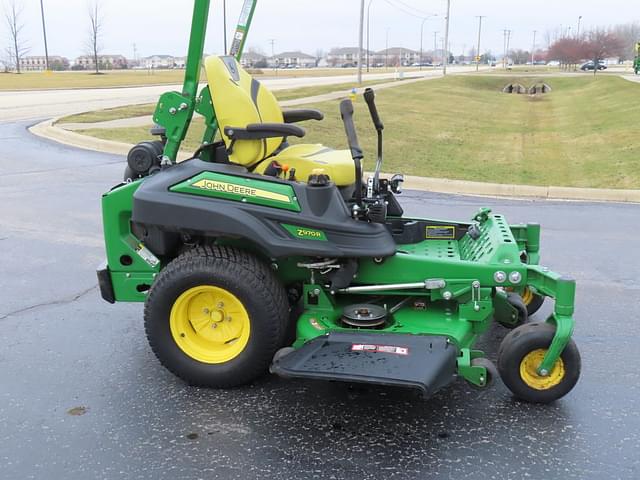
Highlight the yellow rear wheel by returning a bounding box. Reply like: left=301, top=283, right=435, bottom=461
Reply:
left=144, top=246, right=288, bottom=388
left=170, top=286, right=251, bottom=364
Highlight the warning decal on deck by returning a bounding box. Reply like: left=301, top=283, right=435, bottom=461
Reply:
left=426, top=226, right=456, bottom=239
left=351, top=344, right=409, bottom=356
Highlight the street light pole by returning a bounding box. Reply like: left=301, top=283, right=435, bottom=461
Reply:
left=531, top=30, right=537, bottom=66
left=433, top=31, right=439, bottom=65
left=475, top=16, right=485, bottom=72
left=576, top=16, right=582, bottom=38
left=443, top=0, right=451, bottom=75
left=385, top=28, right=390, bottom=69
left=358, top=0, right=365, bottom=84
left=39, top=0, right=49, bottom=71
left=366, top=0, right=374, bottom=73
left=420, top=18, right=427, bottom=71
left=223, top=0, right=228, bottom=53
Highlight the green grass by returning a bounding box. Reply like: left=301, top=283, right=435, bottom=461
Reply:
left=0, top=67, right=413, bottom=91
left=59, top=79, right=393, bottom=124
left=78, top=75, right=640, bottom=189
left=0, top=70, right=187, bottom=90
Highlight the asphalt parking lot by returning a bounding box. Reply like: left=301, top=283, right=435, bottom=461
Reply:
left=1, top=120, right=639, bottom=479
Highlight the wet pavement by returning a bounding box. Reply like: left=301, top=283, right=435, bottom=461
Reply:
left=1, top=120, right=639, bottom=479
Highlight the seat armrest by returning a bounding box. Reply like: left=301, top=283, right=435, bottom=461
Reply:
left=282, top=109, right=325, bottom=123
left=224, top=123, right=306, bottom=140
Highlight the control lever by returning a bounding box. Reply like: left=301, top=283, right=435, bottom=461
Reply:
left=340, top=99, right=364, bottom=209
left=363, top=88, right=384, bottom=194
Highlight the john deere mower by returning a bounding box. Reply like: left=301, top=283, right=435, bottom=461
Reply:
left=98, top=0, right=581, bottom=403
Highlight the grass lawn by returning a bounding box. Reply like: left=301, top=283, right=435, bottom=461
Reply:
left=0, top=67, right=414, bottom=91
left=59, top=79, right=394, bottom=124
left=78, top=74, right=640, bottom=189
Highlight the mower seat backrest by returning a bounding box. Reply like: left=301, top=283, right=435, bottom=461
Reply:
left=205, top=56, right=284, bottom=167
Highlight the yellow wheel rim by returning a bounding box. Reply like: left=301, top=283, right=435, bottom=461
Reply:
left=169, top=285, right=250, bottom=364
left=519, top=349, right=565, bottom=390
left=521, top=287, right=534, bottom=306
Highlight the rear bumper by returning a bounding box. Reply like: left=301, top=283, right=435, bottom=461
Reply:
left=97, top=261, right=115, bottom=304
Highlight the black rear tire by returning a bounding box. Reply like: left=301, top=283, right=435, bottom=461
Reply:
left=144, top=246, right=289, bottom=388
left=498, top=322, right=581, bottom=403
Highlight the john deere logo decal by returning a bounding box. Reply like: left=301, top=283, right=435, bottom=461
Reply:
left=192, top=179, right=291, bottom=203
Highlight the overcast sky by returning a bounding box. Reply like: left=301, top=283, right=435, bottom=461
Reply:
left=3, top=0, right=639, bottom=60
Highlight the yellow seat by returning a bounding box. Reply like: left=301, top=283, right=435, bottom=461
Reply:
left=204, top=56, right=355, bottom=187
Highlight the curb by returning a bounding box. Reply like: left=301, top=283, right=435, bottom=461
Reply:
left=30, top=119, right=640, bottom=204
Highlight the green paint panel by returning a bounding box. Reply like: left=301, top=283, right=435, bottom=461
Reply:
left=101, top=181, right=160, bottom=303
left=171, top=172, right=301, bottom=212
left=281, top=224, right=328, bottom=241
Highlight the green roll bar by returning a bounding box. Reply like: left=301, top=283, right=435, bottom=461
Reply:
left=152, top=0, right=258, bottom=164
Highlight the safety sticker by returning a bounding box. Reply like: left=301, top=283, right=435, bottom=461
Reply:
left=351, top=344, right=409, bottom=356
left=426, top=225, right=456, bottom=239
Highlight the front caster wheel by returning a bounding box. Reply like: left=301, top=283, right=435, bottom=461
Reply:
left=468, top=357, right=498, bottom=389
left=144, top=246, right=289, bottom=388
left=498, top=322, right=581, bottom=403
left=521, top=286, right=545, bottom=317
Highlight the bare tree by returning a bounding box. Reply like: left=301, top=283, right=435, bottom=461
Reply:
left=86, top=1, right=104, bottom=74
left=3, top=0, right=30, bottom=73
left=584, top=29, right=624, bottom=76
left=611, top=22, right=640, bottom=61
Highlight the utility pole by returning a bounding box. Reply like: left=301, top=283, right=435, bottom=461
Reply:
left=223, top=0, right=228, bottom=54
left=506, top=29, right=512, bottom=65
left=39, top=0, right=50, bottom=71
left=433, top=31, right=439, bottom=65
left=531, top=30, right=537, bottom=65
left=358, top=0, right=365, bottom=84
left=576, top=16, right=583, bottom=38
left=502, top=29, right=509, bottom=68
left=475, top=16, right=485, bottom=72
left=420, top=17, right=427, bottom=70
left=366, top=0, right=374, bottom=72
left=385, top=28, right=390, bottom=69
left=443, top=0, right=451, bottom=75
left=269, top=39, right=277, bottom=75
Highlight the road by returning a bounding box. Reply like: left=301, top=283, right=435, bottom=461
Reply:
left=0, top=67, right=479, bottom=123
left=1, top=118, right=639, bottom=479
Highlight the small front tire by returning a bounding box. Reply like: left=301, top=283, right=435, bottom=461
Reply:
left=498, top=322, right=581, bottom=403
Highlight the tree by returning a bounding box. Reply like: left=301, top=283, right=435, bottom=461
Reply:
left=86, top=1, right=104, bottom=74
left=547, top=38, right=586, bottom=70
left=509, top=49, right=531, bottom=65
left=3, top=0, right=30, bottom=73
left=583, top=29, right=624, bottom=75
left=611, top=22, right=640, bottom=61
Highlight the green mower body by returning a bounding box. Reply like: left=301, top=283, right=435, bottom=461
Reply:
left=98, top=0, right=581, bottom=403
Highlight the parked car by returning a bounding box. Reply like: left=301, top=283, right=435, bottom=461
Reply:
left=580, top=61, right=607, bottom=71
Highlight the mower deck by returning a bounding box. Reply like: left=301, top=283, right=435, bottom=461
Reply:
left=271, top=332, right=458, bottom=396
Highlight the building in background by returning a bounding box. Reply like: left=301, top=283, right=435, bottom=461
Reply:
left=143, top=55, right=177, bottom=69
left=19, top=55, right=70, bottom=71
left=75, top=54, right=128, bottom=70
left=327, top=47, right=372, bottom=67
left=374, top=47, right=420, bottom=67
left=240, top=51, right=268, bottom=68
left=269, top=51, right=316, bottom=68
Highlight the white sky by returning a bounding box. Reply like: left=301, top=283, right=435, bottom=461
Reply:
left=3, top=0, right=639, bottom=60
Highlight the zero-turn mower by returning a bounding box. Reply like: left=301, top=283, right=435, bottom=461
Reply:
left=98, top=0, right=580, bottom=403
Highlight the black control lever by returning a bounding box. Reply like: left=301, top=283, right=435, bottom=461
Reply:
left=363, top=88, right=384, bottom=193
left=340, top=99, right=363, bottom=209
left=364, top=88, right=384, bottom=131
